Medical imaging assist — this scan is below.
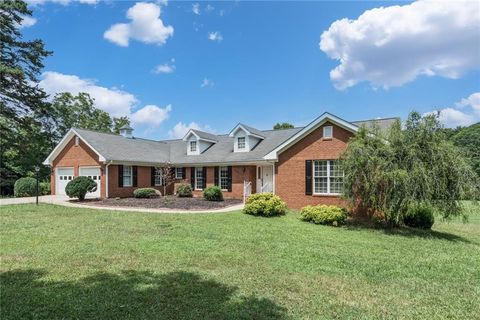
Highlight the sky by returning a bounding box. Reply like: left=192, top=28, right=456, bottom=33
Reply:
left=21, top=0, right=480, bottom=140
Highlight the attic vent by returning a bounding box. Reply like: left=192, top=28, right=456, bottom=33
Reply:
left=119, top=125, right=134, bottom=138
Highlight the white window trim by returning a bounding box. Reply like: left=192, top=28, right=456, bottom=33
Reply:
left=190, top=141, right=197, bottom=152
left=154, top=167, right=163, bottom=186
left=237, top=137, right=246, bottom=149
left=123, top=165, right=133, bottom=187
left=323, top=126, right=333, bottom=139
left=219, top=166, right=229, bottom=191
left=175, top=167, right=183, bottom=179
left=195, top=167, right=204, bottom=190
left=312, top=160, right=343, bottom=196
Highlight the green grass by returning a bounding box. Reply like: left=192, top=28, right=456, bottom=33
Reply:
left=1, top=204, right=479, bottom=319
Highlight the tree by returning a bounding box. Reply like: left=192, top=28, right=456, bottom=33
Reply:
left=113, top=116, right=131, bottom=134
left=273, top=122, right=294, bottom=130
left=0, top=0, right=53, bottom=194
left=450, top=123, right=480, bottom=178
left=159, top=163, right=175, bottom=196
left=341, top=112, right=479, bottom=226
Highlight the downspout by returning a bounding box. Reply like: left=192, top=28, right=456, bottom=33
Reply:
left=105, top=160, right=113, bottom=198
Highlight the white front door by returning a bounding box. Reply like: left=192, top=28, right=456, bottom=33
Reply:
left=79, top=167, right=101, bottom=198
left=56, top=168, right=74, bottom=195
left=257, top=166, right=273, bottom=193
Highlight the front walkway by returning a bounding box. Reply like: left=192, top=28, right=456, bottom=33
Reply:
left=0, top=195, right=244, bottom=213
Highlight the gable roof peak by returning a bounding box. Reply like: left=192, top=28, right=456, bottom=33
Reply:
left=229, top=123, right=265, bottom=139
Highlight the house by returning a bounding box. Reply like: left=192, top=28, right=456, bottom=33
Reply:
left=43, top=112, right=398, bottom=208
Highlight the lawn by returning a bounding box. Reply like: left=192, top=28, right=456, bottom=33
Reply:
left=1, top=204, right=479, bottom=319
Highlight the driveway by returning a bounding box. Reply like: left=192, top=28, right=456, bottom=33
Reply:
left=0, top=195, right=70, bottom=206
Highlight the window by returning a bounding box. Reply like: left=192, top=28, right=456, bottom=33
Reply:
left=190, top=141, right=197, bottom=152
left=323, top=126, right=333, bottom=139
left=195, top=167, right=204, bottom=190
left=219, top=166, right=229, bottom=190
left=123, top=165, right=133, bottom=187
left=313, top=160, right=343, bottom=194
left=237, top=137, right=246, bottom=149
left=175, top=167, right=183, bottom=179
left=154, top=167, right=163, bottom=186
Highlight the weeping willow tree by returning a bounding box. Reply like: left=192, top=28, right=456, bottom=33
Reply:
left=341, top=112, right=479, bottom=226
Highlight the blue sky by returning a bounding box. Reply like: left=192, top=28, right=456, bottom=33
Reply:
left=23, top=0, right=480, bottom=139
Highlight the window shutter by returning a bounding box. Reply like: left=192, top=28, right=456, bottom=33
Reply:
left=191, top=167, right=195, bottom=189
left=214, top=166, right=219, bottom=186
left=182, top=167, right=186, bottom=179
left=151, top=167, right=155, bottom=186
left=118, top=165, right=124, bottom=188
left=305, top=160, right=312, bottom=195
left=132, top=166, right=138, bottom=187
left=227, top=166, right=232, bottom=192
left=202, top=167, right=207, bottom=189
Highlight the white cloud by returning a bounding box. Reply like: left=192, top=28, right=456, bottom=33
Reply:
left=104, top=2, right=174, bottom=47
left=153, top=59, right=175, bottom=74
left=18, top=15, right=37, bottom=28
left=320, top=0, right=480, bottom=90
left=192, top=3, right=200, bottom=15
left=208, top=31, right=223, bottom=42
left=39, top=71, right=138, bottom=117
left=168, top=121, right=213, bottom=139
left=456, top=92, right=480, bottom=114
left=426, top=92, right=480, bottom=128
left=131, top=104, right=172, bottom=126
left=205, top=4, right=214, bottom=13
left=200, top=78, right=214, bottom=88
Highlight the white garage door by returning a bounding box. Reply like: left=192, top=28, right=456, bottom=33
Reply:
left=79, top=167, right=101, bottom=198
left=56, top=168, right=74, bottom=195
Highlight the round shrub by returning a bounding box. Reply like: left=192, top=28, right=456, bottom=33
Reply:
left=203, top=186, right=224, bottom=201
left=177, top=184, right=193, bottom=197
left=133, top=188, right=158, bottom=198
left=65, top=176, right=97, bottom=201
left=40, top=182, right=51, bottom=195
left=14, top=177, right=37, bottom=197
left=244, top=193, right=287, bottom=217
left=403, top=203, right=435, bottom=229
left=300, top=205, right=347, bottom=226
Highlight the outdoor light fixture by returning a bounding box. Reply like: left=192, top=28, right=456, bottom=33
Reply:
left=34, top=165, right=40, bottom=206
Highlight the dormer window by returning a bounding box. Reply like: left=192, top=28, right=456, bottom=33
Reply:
left=237, top=137, right=246, bottom=149
left=190, top=141, right=197, bottom=152
left=323, top=126, right=333, bottom=139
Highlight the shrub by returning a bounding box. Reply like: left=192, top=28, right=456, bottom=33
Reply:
left=133, top=188, right=158, bottom=198
left=14, top=177, right=37, bottom=197
left=403, top=203, right=435, bottom=229
left=244, top=193, right=287, bottom=217
left=203, top=186, right=224, bottom=201
left=65, top=176, right=97, bottom=201
left=299, top=205, right=347, bottom=226
left=177, top=184, right=193, bottom=197
left=40, top=182, right=51, bottom=195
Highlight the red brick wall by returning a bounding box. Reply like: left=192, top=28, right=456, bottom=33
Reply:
left=275, top=122, right=352, bottom=209
left=51, top=136, right=106, bottom=197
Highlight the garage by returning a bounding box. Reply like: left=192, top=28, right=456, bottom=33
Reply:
left=79, top=167, right=101, bottom=198
left=56, top=167, right=74, bottom=195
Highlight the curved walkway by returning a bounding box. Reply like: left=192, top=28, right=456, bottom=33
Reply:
left=0, top=195, right=244, bottom=213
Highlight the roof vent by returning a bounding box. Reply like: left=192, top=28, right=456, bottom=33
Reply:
left=119, top=125, right=133, bottom=138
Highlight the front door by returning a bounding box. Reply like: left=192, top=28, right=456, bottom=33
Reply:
left=257, top=166, right=273, bottom=193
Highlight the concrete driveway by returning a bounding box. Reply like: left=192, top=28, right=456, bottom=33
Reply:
left=0, top=195, right=71, bottom=206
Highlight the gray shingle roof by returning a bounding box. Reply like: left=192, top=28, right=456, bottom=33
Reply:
left=189, top=129, right=218, bottom=142
left=238, top=123, right=266, bottom=138
left=352, top=117, right=399, bottom=132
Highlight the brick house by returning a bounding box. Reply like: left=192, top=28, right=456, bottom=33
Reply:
left=43, top=112, right=397, bottom=208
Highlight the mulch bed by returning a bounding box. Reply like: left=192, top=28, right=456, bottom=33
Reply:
left=82, top=196, right=242, bottom=210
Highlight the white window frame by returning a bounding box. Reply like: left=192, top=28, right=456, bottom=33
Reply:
left=219, top=166, right=229, bottom=191
left=175, top=167, right=183, bottom=179
left=154, top=167, right=163, bottom=186
left=312, top=160, right=343, bottom=195
left=190, top=141, right=197, bottom=152
left=75, top=136, right=80, bottom=146
left=195, top=167, right=204, bottom=190
left=323, top=126, right=333, bottom=139
left=123, top=165, right=133, bottom=187
left=237, top=137, right=246, bottom=149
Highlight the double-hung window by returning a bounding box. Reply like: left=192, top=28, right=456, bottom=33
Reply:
left=195, top=167, right=204, bottom=190
left=190, top=141, right=197, bottom=152
left=219, top=166, right=229, bottom=190
left=175, top=167, right=183, bottom=179
left=237, top=137, right=246, bottom=149
left=313, top=160, right=343, bottom=195
left=123, top=165, right=133, bottom=187
left=154, top=167, right=163, bottom=186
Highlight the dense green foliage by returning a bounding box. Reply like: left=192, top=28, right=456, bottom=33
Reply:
left=40, top=182, right=50, bottom=195
left=133, top=188, right=158, bottom=199
left=273, top=122, right=294, bottom=130
left=203, top=186, right=224, bottom=201
left=449, top=123, right=480, bottom=178
left=300, top=205, right=347, bottom=226
left=13, top=177, right=37, bottom=197
left=403, top=203, right=435, bottom=229
left=341, top=112, right=479, bottom=226
left=65, top=176, right=97, bottom=201
left=1, top=204, right=479, bottom=319
left=176, top=184, right=193, bottom=197
left=244, top=193, right=287, bottom=217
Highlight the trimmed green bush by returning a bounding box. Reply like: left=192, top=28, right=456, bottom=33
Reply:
left=203, top=186, right=223, bottom=201
left=299, top=205, right=347, bottom=226
left=244, top=193, right=287, bottom=217
left=133, top=188, right=158, bottom=198
left=403, top=203, right=435, bottom=229
left=65, top=176, right=97, bottom=201
left=40, top=182, right=51, bottom=195
left=177, top=184, right=193, bottom=198
left=14, top=177, right=37, bottom=197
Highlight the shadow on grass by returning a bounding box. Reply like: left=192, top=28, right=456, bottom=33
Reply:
left=0, top=269, right=287, bottom=320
